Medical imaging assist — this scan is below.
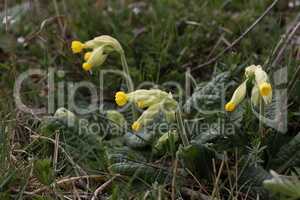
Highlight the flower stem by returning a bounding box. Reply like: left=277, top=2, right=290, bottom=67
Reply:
left=120, top=52, right=137, bottom=118
left=120, top=53, right=133, bottom=92
left=175, top=108, right=189, bottom=147
left=259, top=96, right=265, bottom=138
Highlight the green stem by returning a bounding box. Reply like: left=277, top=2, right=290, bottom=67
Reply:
left=120, top=53, right=133, bottom=92
left=259, top=96, right=265, bottom=138
left=175, top=108, right=189, bottom=147
left=120, top=52, right=137, bottom=119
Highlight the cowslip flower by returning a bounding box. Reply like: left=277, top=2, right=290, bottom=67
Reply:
left=225, top=80, right=247, bottom=112
left=71, top=35, right=123, bottom=71
left=114, top=89, right=178, bottom=132
left=115, top=89, right=170, bottom=108
left=225, top=65, right=272, bottom=112
left=82, top=46, right=107, bottom=71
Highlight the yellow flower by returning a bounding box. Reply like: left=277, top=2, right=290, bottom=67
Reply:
left=82, top=63, right=92, bottom=71
left=71, top=35, right=129, bottom=73
left=132, top=103, right=161, bottom=131
left=132, top=121, right=141, bottom=132
left=253, top=67, right=272, bottom=104
left=225, top=102, right=236, bottom=112
left=88, top=35, right=123, bottom=53
left=228, top=64, right=273, bottom=109
left=84, top=52, right=92, bottom=61
left=259, top=82, right=272, bottom=97
left=127, top=89, right=170, bottom=107
left=115, top=91, right=128, bottom=106
left=115, top=89, right=178, bottom=130
left=82, top=47, right=107, bottom=71
left=225, top=80, right=247, bottom=112
left=83, top=35, right=123, bottom=53
left=71, top=41, right=85, bottom=53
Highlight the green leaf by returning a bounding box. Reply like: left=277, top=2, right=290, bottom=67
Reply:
left=271, top=133, right=300, bottom=172
left=110, top=162, right=170, bottom=184
left=184, top=72, right=233, bottom=114
left=124, top=131, right=154, bottom=149
left=264, top=170, right=300, bottom=200
left=178, top=142, right=216, bottom=180
left=239, top=165, right=271, bottom=198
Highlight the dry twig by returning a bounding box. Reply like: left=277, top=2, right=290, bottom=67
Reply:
left=190, top=0, right=279, bottom=72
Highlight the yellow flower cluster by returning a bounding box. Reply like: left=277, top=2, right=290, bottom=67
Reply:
left=115, top=89, right=178, bottom=132
left=225, top=65, right=272, bottom=112
left=71, top=35, right=123, bottom=71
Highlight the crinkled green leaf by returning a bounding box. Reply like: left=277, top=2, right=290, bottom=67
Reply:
left=239, top=165, right=271, bottom=198
left=178, top=142, right=216, bottom=180
left=271, top=133, right=300, bottom=172
left=184, top=72, right=233, bottom=114
left=110, top=162, right=170, bottom=183
left=264, top=170, right=300, bottom=200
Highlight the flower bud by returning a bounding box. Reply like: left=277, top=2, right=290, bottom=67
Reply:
left=225, top=80, right=247, bottom=112
left=254, top=67, right=272, bottom=102
left=82, top=46, right=107, bottom=71
left=84, top=52, right=92, bottom=61
left=106, top=110, right=126, bottom=127
left=131, top=103, right=161, bottom=132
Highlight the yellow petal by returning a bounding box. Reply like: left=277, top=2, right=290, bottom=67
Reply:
left=71, top=41, right=85, bottom=53
left=259, top=82, right=272, bottom=96
left=85, top=47, right=107, bottom=68
left=115, top=91, right=128, bottom=106
left=132, top=121, right=141, bottom=132
left=84, top=52, right=92, bottom=61
left=82, top=62, right=92, bottom=71
left=225, top=102, right=236, bottom=112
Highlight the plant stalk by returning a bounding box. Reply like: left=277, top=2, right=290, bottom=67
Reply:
left=175, top=108, right=189, bottom=147
left=259, top=96, right=265, bottom=138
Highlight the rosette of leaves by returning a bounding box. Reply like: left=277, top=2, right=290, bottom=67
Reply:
left=184, top=72, right=233, bottom=114
left=34, top=109, right=115, bottom=171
